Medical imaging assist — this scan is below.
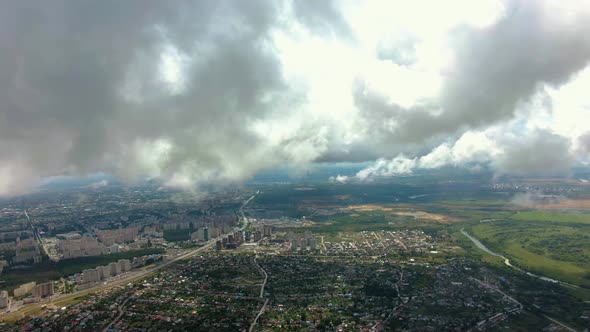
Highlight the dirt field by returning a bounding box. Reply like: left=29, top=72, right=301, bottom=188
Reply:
left=293, top=187, right=316, bottom=191
left=345, top=205, right=452, bottom=223
left=532, top=199, right=590, bottom=210
left=346, top=204, right=395, bottom=212
left=391, top=211, right=450, bottom=222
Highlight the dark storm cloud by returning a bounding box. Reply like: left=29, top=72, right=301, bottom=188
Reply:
left=494, top=129, right=574, bottom=175
left=577, top=131, right=590, bottom=157
left=0, top=0, right=358, bottom=195
left=0, top=0, right=327, bottom=195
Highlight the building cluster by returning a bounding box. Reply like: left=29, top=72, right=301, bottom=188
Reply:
left=11, top=253, right=261, bottom=331
left=58, top=236, right=108, bottom=259
left=0, top=230, right=30, bottom=243
left=11, top=281, right=54, bottom=299
left=12, top=238, right=42, bottom=265
left=0, top=282, right=43, bottom=310
left=95, top=226, right=139, bottom=246
left=321, top=230, right=441, bottom=256
left=142, top=226, right=163, bottom=238
left=160, top=215, right=238, bottom=232
left=75, top=259, right=131, bottom=285
left=33, top=282, right=54, bottom=298
left=215, top=225, right=273, bottom=250
left=0, top=231, right=31, bottom=252
left=287, top=231, right=317, bottom=251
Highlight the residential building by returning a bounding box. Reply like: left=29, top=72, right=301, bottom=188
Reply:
left=33, top=282, right=54, bottom=298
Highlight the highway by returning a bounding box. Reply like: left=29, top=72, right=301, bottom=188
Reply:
left=1, top=234, right=217, bottom=322
left=23, top=209, right=49, bottom=258
left=239, top=191, right=259, bottom=229
left=1, top=192, right=260, bottom=322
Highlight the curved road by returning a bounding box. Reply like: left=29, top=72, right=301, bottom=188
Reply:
left=249, top=253, right=269, bottom=332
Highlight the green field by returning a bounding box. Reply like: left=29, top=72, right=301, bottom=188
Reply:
left=512, top=211, right=590, bottom=224
left=0, top=248, right=164, bottom=293
left=470, top=215, right=590, bottom=287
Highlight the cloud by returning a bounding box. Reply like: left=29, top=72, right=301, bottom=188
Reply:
left=356, top=128, right=575, bottom=180
left=355, top=156, right=417, bottom=181
left=89, top=180, right=109, bottom=189
left=577, top=132, right=590, bottom=157
left=328, top=175, right=349, bottom=184
left=0, top=0, right=345, bottom=195
left=353, top=0, right=590, bottom=154
left=494, top=129, right=574, bottom=175
left=1, top=0, right=590, bottom=196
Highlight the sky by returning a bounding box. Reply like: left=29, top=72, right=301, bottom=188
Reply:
left=1, top=0, right=590, bottom=195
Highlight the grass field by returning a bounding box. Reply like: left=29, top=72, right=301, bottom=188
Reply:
left=512, top=211, right=590, bottom=224
left=471, top=218, right=590, bottom=287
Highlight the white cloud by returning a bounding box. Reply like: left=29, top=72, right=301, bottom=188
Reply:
left=356, top=156, right=417, bottom=181
left=329, top=175, right=349, bottom=184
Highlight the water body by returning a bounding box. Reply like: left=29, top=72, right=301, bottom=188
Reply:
left=460, top=228, right=580, bottom=289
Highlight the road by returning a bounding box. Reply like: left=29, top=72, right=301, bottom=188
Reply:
left=320, top=236, right=327, bottom=251
left=544, top=315, right=578, bottom=332
left=249, top=252, right=269, bottom=332
left=24, top=210, right=48, bottom=257
left=253, top=255, right=268, bottom=298
left=249, top=298, right=268, bottom=332
left=372, top=269, right=405, bottom=331
left=471, top=277, right=522, bottom=308
left=239, top=191, right=259, bottom=229
left=0, top=238, right=218, bottom=322
left=101, top=294, right=133, bottom=332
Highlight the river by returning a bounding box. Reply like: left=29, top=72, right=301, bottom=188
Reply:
left=460, top=228, right=580, bottom=288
